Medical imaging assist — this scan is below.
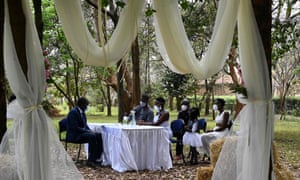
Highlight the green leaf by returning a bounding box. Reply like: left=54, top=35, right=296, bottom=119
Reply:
left=180, top=1, right=189, bottom=10
left=116, top=1, right=126, bottom=8
left=145, top=8, right=156, bottom=16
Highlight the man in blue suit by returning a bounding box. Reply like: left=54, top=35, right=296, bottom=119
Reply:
left=66, top=97, right=103, bottom=168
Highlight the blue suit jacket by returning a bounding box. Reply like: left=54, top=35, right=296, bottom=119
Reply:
left=66, top=107, right=90, bottom=142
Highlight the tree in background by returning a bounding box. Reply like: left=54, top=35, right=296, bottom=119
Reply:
left=273, top=48, right=300, bottom=119
left=161, top=68, right=190, bottom=111
left=272, top=0, right=300, bottom=119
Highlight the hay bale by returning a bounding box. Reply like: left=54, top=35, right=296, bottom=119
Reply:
left=196, top=166, right=213, bottom=180
left=209, top=138, right=226, bottom=167
left=205, top=138, right=295, bottom=180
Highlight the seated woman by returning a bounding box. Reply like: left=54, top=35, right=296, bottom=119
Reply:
left=182, top=107, right=202, bottom=164
left=137, top=97, right=172, bottom=138
left=201, top=98, right=230, bottom=158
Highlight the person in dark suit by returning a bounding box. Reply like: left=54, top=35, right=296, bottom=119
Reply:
left=66, top=97, right=103, bottom=168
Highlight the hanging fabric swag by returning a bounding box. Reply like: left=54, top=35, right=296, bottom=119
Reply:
left=1, top=0, right=274, bottom=179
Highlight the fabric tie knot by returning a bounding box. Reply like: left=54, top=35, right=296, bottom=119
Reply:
left=24, top=104, right=42, bottom=113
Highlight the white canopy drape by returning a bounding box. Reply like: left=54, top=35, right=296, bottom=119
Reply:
left=1, top=0, right=83, bottom=179
left=54, top=0, right=145, bottom=66
left=153, top=0, right=273, bottom=179
left=1, top=0, right=274, bottom=179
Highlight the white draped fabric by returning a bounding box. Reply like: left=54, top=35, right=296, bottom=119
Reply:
left=1, top=0, right=274, bottom=179
left=153, top=0, right=274, bottom=179
left=1, top=0, right=83, bottom=179
left=153, top=0, right=239, bottom=79
left=54, top=0, right=145, bottom=66
left=87, top=123, right=172, bottom=172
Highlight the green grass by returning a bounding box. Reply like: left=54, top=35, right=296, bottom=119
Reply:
left=274, top=115, right=300, bottom=168
left=9, top=107, right=299, bottom=169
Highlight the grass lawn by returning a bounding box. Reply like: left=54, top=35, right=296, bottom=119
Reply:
left=49, top=108, right=300, bottom=170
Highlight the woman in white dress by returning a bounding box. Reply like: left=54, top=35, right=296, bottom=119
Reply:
left=182, top=107, right=202, bottom=164
left=201, top=98, right=230, bottom=158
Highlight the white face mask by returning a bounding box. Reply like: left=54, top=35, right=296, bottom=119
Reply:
left=181, top=105, right=188, bottom=111
left=154, top=105, right=160, bottom=112
left=140, top=101, right=146, bottom=107
left=84, top=106, right=89, bottom=113
left=213, top=104, right=218, bottom=111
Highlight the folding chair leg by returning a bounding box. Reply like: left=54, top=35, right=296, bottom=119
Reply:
left=76, top=144, right=81, bottom=162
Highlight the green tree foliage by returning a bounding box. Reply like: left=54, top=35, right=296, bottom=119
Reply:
left=272, top=0, right=300, bottom=118
left=272, top=0, right=300, bottom=64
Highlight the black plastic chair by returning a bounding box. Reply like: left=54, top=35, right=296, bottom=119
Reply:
left=170, top=119, right=186, bottom=163
left=58, top=118, right=82, bottom=162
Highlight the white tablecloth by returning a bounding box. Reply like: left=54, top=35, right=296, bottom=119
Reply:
left=86, top=123, right=172, bottom=172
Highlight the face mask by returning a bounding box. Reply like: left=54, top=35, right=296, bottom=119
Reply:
left=140, top=101, right=146, bottom=107
left=154, top=105, right=160, bottom=112
left=213, top=104, right=218, bottom=111
left=181, top=105, right=188, bottom=111
left=84, top=105, right=89, bottom=113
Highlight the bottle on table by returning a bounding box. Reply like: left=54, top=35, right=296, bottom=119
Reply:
left=130, top=110, right=136, bottom=126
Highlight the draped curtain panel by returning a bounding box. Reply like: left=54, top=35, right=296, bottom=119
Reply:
left=54, top=0, right=145, bottom=66
left=1, top=0, right=274, bottom=179
left=1, top=0, right=83, bottom=179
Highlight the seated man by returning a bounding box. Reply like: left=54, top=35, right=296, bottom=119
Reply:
left=66, top=97, right=103, bottom=168
left=131, top=94, right=154, bottom=123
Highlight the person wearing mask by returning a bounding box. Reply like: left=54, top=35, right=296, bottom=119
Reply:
left=178, top=99, right=190, bottom=125
left=174, top=99, right=190, bottom=160
left=66, top=97, right=103, bottom=168
left=200, top=98, right=230, bottom=158
left=131, top=94, right=154, bottom=123
left=137, top=97, right=172, bottom=138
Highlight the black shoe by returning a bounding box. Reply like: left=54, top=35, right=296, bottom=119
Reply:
left=87, top=161, right=101, bottom=168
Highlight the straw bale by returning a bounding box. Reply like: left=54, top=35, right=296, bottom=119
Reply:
left=196, top=166, right=213, bottom=180
left=209, top=138, right=226, bottom=167
left=205, top=138, right=295, bottom=180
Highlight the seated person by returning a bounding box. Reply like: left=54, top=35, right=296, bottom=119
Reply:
left=131, top=94, right=154, bottom=123
left=182, top=107, right=202, bottom=164
left=171, top=113, right=186, bottom=160
left=66, top=97, right=103, bottom=168
left=137, top=97, right=172, bottom=138
left=177, top=99, right=191, bottom=125
left=200, top=98, right=230, bottom=158
left=173, top=99, right=190, bottom=160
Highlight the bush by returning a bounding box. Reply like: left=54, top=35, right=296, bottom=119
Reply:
left=273, top=97, right=300, bottom=116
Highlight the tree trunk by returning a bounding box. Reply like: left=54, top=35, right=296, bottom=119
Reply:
left=33, top=0, right=43, bottom=46
left=7, top=0, right=27, bottom=79
left=117, top=60, right=125, bottom=122
left=169, top=96, right=174, bottom=111
left=0, top=0, right=6, bottom=142
left=131, top=37, right=141, bottom=107
left=106, top=85, right=112, bottom=116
